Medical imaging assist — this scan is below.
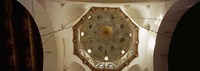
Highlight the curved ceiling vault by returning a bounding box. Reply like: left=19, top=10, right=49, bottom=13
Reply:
left=73, top=7, right=139, bottom=70
left=67, top=62, right=86, bottom=71
left=16, top=0, right=185, bottom=71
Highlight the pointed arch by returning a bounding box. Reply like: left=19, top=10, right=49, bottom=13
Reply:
left=154, top=0, right=200, bottom=71
left=0, top=0, right=43, bottom=71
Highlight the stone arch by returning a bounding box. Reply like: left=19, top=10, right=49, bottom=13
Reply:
left=17, top=0, right=58, bottom=71
left=0, top=0, right=43, bottom=71
left=154, top=0, right=200, bottom=71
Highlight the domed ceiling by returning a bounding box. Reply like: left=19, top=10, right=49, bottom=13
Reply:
left=73, top=7, right=139, bottom=70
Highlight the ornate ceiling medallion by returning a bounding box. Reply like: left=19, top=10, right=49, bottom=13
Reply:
left=73, top=7, right=139, bottom=70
